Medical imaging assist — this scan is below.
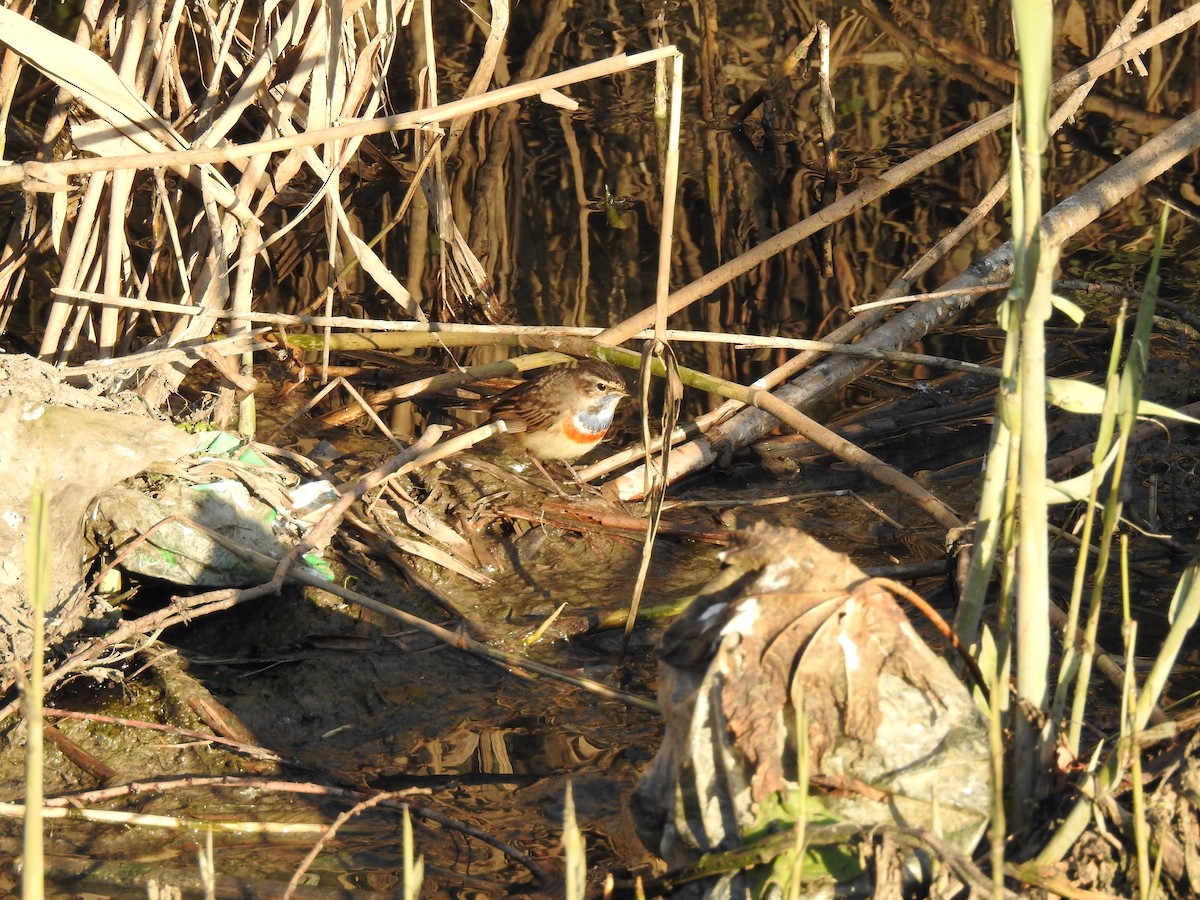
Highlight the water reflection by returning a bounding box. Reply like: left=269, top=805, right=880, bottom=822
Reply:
left=402, top=719, right=610, bottom=776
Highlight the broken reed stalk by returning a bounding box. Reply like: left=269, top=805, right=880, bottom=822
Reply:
left=3, top=801, right=329, bottom=834
left=283, top=790, right=413, bottom=900
left=292, top=325, right=1005, bottom=369
left=268, top=425, right=448, bottom=589
left=317, top=350, right=572, bottom=428
left=53, top=331, right=269, bottom=378
left=290, top=324, right=1001, bottom=432
left=577, top=345, right=967, bottom=531
left=4, top=774, right=546, bottom=884
left=625, top=48, right=684, bottom=652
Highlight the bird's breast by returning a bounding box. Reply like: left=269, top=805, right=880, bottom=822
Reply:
left=517, top=415, right=607, bottom=460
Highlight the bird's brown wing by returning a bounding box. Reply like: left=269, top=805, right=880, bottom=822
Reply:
left=486, top=380, right=560, bottom=433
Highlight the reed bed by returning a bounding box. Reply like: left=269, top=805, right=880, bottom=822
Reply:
left=2, top=0, right=1199, bottom=897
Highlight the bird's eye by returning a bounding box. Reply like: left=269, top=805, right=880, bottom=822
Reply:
left=596, top=381, right=610, bottom=391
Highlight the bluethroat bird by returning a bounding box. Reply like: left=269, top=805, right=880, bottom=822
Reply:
left=483, top=360, right=629, bottom=461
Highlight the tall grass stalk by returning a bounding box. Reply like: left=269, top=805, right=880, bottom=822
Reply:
left=21, top=483, right=49, bottom=900
left=951, top=389, right=1013, bottom=652
left=1066, top=207, right=1171, bottom=752
left=1119, top=536, right=1153, bottom=899
left=1063, top=380, right=1125, bottom=749
left=786, top=691, right=810, bottom=900
left=625, top=48, right=686, bottom=653
left=955, top=193, right=1021, bottom=889
left=986, top=625, right=1008, bottom=898
left=402, top=807, right=424, bottom=900
left=1050, top=320, right=1122, bottom=746
left=1008, top=0, right=1057, bottom=819
left=1132, top=567, right=1200, bottom=733
left=563, top=783, right=586, bottom=900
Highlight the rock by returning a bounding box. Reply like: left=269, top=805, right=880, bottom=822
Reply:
left=633, top=522, right=990, bottom=896
left=0, top=356, right=194, bottom=663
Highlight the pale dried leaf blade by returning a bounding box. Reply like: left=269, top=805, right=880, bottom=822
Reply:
left=0, top=7, right=181, bottom=150
left=341, top=34, right=389, bottom=118
left=400, top=501, right=476, bottom=558
left=50, top=191, right=66, bottom=254
left=392, top=536, right=491, bottom=585
left=71, top=120, right=144, bottom=158
left=1047, top=377, right=1200, bottom=423
left=343, top=228, right=424, bottom=321
left=1046, top=444, right=1120, bottom=505
left=723, top=593, right=845, bottom=799
left=539, top=88, right=579, bottom=111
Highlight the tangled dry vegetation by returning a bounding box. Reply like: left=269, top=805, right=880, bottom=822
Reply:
left=2, top=1, right=1200, bottom=897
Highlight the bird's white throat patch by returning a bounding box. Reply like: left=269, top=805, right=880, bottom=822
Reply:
left=575, top=395, right=621, bottom=433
